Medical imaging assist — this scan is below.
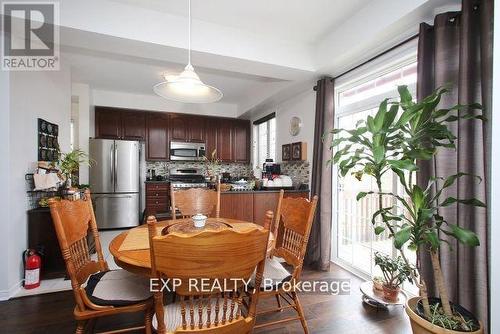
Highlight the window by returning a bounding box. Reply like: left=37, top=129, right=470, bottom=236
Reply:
left=253, top=113, right=276, bottom=168
left=331, top=42, right=418, bottom=294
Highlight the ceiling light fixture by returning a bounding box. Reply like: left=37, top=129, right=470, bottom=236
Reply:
left=153, top=0, right=222, bottom=103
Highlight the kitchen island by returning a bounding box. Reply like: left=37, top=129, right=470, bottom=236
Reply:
left=220, top=189, right=310, bottom=225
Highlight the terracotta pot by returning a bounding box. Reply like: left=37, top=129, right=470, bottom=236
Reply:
left=382, top=285, right=400, bottom=302
left=405, top=297, right=484, bottom=334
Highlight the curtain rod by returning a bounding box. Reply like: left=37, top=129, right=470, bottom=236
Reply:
left=333, top=33, right=419, bottom=80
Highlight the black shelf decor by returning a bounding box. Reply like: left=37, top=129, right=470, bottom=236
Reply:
left=38, top=118, right=59, bottom=162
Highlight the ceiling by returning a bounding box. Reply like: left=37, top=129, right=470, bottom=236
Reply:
left=51, top=0, right=449, bottom=117
left=108, top=0, right=372, bottom=44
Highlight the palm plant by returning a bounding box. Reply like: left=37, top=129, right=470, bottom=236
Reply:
left=54, top=149, right=92, bottom=188
left=330, top=86, right=485, bottom=331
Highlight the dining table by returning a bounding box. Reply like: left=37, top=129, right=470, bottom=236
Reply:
left=109, top=217, right=274, bottom=276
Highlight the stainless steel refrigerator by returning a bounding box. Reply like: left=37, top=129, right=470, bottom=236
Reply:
left=89, top=139, right=144, bottom=229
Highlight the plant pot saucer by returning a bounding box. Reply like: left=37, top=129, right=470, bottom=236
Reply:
left=360, top=281, right=407, bottom=308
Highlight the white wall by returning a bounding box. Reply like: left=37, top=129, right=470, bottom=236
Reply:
left=2, top=67, right=71, bottom=299
left=489, top=1, right=500, bottom=332
left=72, top=83, right=91, bottom=184
left=0, top=68, right=11, bottom=299
left=92, top=89, right=238, bottom=118
left=251, top=87, right=316, bottom=167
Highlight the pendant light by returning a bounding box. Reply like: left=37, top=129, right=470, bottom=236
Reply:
left=153, top=0, right=223, bottom=103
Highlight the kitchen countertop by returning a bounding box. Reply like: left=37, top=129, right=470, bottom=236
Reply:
left=145, top=180, right=169, bottom=183
left=221, top=189, right=309, bottom=194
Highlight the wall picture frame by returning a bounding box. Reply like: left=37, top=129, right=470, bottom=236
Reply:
left=291, top=142, right=307, bottom=161
left=282, top=144, right=291, bottom=161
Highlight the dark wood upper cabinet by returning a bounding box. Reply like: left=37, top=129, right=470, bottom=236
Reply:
left=205, top=118, right=217, bottom=158
left=217, top=119, right=233, bottom=162
left=95, top=107, right=122, bottom=139
left=146, top=113, right=169, bottom=161
left=170, top=114, right=189, bottom=141
left=232, top=119, right=250, bottom=163
left=122, top=110, right=145, bottom=140
left=189, top=116, right=205, bottom=142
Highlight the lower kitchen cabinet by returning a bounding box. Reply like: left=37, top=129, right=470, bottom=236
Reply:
left=220, top=193, right=254, bottom=222
left=220, top=191, right=309, bottom=224
left=145, top=182, right=170, bottom=216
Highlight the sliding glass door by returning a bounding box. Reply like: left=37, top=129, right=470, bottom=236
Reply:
left=331, top=50, right=418, bottom=293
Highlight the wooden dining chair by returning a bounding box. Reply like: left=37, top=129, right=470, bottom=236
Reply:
left=48, top=190, right=153, bottom=334
left=170, top=182, right=221, bottom=220
left=147, top=211, right=273, bottom=334
left=254, top=191, right=318, bottom=334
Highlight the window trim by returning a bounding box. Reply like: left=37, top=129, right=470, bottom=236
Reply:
left=253, top=115, right=276, bottom=168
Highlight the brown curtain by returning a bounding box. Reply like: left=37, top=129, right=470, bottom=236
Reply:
left=416, top=0, right=492, bottom=330
left=304, top=77, right=334, bottom=270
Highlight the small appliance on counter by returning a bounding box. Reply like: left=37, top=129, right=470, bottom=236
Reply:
left=262, top=159, right=281, bottom=179
left=169, top=168, right=207, bottom=189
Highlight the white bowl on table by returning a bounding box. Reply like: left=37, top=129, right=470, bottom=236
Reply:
left=192, top=214, right=208, bottom=228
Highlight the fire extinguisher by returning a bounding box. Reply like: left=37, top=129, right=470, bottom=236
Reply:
left=23, top=249, right=41, bottom=289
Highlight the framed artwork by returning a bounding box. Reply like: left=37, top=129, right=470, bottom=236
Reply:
left=38, top=118, right=59, bottom=162
left=291, top=142, right=307, bottom=161
left=282, top=144, right=291, bottom=161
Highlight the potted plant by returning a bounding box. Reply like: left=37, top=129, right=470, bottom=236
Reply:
left=53, top=149, right=92, bottom=188
left=330, top=86, right=485, bottom=333
left=374, top=252, right=414, bottom=302
left=202, top=149, right=220, bottom=182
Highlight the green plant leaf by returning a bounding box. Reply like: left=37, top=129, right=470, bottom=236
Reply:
left=373, top=145, right=385, bottom=164
left=440, top=197, right=486, bottom=207
left=374, top=226, right=385, bottom=235
left=425, top=231, right=440, bottom=250
left=449, top=224, right=480, bottom=247
left=387, top=159, right=418, bottom=171
left=356, top=191, right=369, bottom=201
left=394, top=226, right=412, bottom=249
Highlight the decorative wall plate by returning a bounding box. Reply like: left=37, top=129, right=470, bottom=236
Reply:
left=289, top=116, right=302, bottom=136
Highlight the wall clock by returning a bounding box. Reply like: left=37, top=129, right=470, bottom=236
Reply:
left=289, top=116, right=302, bottom=136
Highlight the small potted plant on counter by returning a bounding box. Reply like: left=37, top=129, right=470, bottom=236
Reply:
left=202, top=149, right=220, bottom=183
left=329, top=86, right=485, bottom=333
left=53, top=149, right=92, bottom=189
left=374, top=252, right=414, bottom=302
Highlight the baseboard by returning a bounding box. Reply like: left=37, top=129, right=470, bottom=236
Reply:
left=0, top=280, right=23, bottom=301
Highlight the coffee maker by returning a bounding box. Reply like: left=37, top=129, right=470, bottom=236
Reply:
left=262, top=159, right=281, bottom=179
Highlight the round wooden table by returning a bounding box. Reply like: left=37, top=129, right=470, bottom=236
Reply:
left=109, top=217, right=273, bottom=276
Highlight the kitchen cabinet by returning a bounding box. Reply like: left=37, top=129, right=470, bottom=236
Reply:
left=220, top=193, right=254, bottom=222
left=146, top=113, right=169, bottom=160
left=95, top=107, right=251, bottom=162
left=95, top=107, right=122, bottom=139
left=232, top=119, right=250, bottom=162
left=217, top=119, right=233, bottom=162
left=95, top=107, right=145, bottom=140
left=205, top=118, right=218, bottom=158
left=145, top=182, right=170, bottom=215
left=189, top=116, right=206, bottom=142
left=220, top=191, right=309, bottom=224
left=170, top=114, right=190, bottom=141
left=121, top=110, right=145, bottom=140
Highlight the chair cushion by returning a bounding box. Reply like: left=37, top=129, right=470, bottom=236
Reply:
left=251, top=257, right=292, bottom=290
left=84, top=270, right=152, bottom=307
left=152, top=297, right=241, bottom=332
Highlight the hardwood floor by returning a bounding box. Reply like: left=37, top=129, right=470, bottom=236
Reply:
left=0, top=264, right=412, bottom=333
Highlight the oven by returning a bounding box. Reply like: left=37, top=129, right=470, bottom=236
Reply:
left=170, top=141, right=206, bottom=161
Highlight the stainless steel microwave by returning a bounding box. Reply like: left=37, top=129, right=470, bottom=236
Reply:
left=170, top=141, right=206, bottom=161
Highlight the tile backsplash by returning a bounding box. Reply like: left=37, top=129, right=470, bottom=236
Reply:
left=147, top=160, right=311, bottom=187
left=280, top=161, right=310, bottom=186
left=146, top=161, right=252, bottom=178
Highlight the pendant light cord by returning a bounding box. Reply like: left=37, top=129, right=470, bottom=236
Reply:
left=188, top=0, right=191, bottom=66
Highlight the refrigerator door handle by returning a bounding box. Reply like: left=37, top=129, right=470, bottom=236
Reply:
left=94, top=195, right=133, bottom=199
left=114, top=144, right=118, bottom=187
left=110, top=143, right=114, bottom=187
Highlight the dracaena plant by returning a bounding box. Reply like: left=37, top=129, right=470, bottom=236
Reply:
left=329, top=85, right=485, bottom=330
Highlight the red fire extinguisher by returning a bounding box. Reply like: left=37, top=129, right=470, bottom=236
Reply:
left=23, top=249, right=41, bottom=289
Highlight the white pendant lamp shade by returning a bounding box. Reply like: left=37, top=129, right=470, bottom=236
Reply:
left=153, top=64, right=223, bottom=103
left=153, top=0, right=222, bottom=103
